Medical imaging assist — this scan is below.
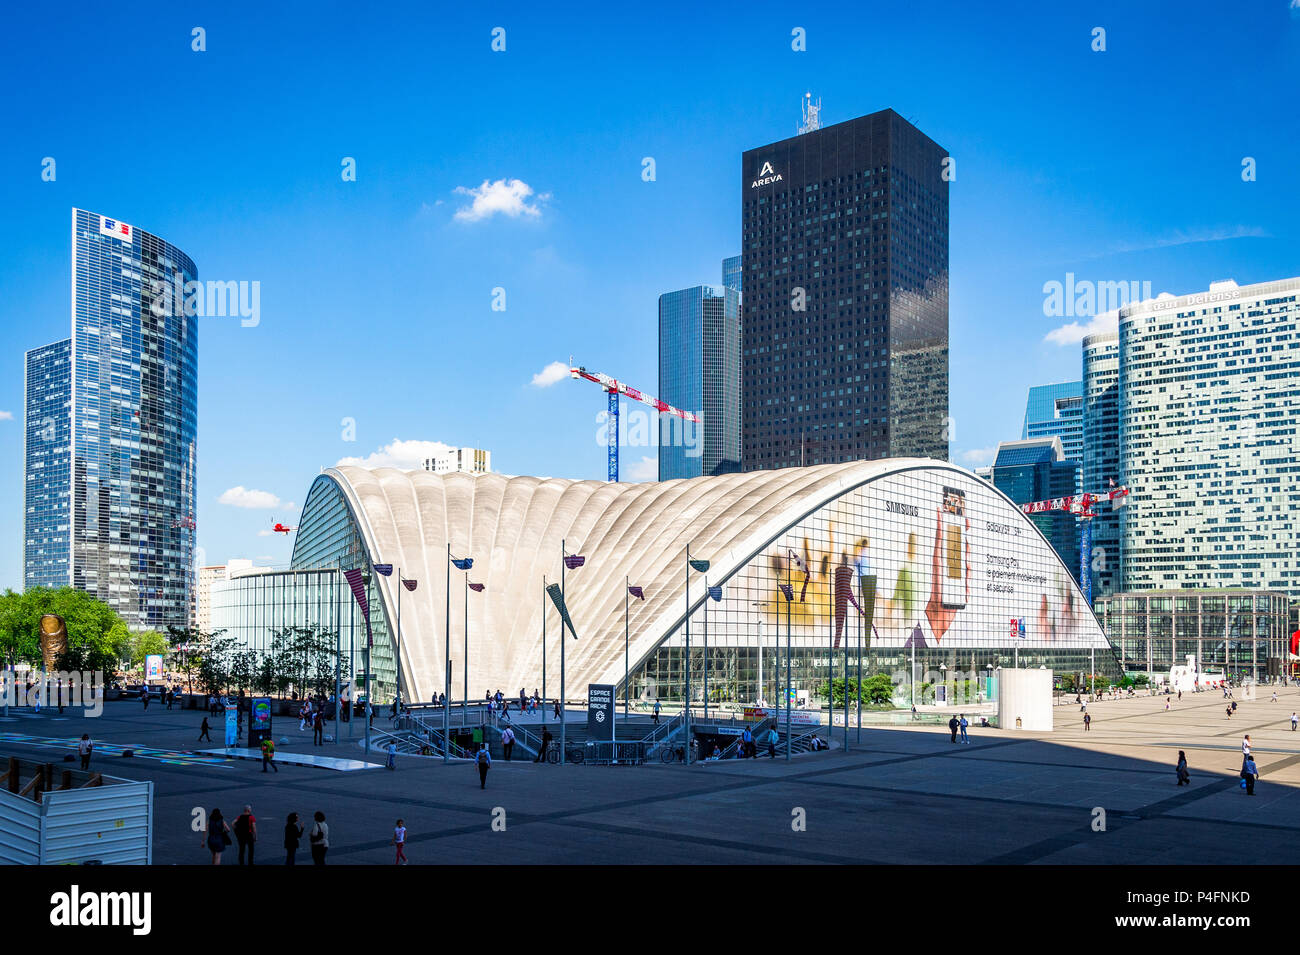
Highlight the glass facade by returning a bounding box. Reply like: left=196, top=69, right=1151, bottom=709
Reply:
left=1022, top=381, right=1083, bottom=493
left=1083, top=332, right=1121, bottom=597
left=722, top=254, right=742, bottom=293
left=658, top=284, right=742, bottom=480
left=984, top=438, right=1081, bottom=583
left=741, top=109, right=949, bottom=469
left=1118, top=277, right=1300, bottom=594
left=1094, top=589, right=1289, bottom=681
left=24, top=209, right=198, bottom=629
left=24, top=339, right=73, bottom=589
left=288, top=475, right=396, bottom=698
left=629, top=466, right=1118, bottom=704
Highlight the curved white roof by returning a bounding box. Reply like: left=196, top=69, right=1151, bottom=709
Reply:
left=316, top=459, right=1099, bottom=700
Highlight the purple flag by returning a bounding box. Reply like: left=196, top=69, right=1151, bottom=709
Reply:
left=403, top=579, right=418, bottom=592
left=343, top=568, right=373, bottom=648
left=564, top=554, right=586, bottom=570
left=628, top=585, right=645, bottom=601
left=708, top=585, right=723, bottom=602
left=372, top=563, right=393, bottom=576
left=468, top=582, right=485, bottom=593
left=777, top=583, right=794, bottom=602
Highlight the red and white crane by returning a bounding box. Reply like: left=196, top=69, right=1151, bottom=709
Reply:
left=569, top=361, right=700, bottom=482
left=1020, top=483, right=1129, bottom=604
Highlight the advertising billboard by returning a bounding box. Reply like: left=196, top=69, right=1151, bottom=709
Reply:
left=144, top=655, right=163, bottom=681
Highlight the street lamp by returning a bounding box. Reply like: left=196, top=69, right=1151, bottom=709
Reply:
left=684, top=545, right=710, bottom=766
left=444, top=547, right=473, bottom=762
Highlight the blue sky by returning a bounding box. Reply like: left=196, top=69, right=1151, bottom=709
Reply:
left=1, top=0, right=1297, bottom=589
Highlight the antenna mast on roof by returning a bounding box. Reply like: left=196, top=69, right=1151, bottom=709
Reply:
left=798, top=92, right=822, bottom=135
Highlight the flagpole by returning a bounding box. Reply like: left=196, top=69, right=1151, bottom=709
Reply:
left=542, top=574, right=547, bottom=733
left=364, top=572, right=371, bottom=756
left=561, top=539, right=567, bottom=767
left=396, top=567, right=402, bottom=714
left=462, top=571, right=468, bottom=728
left=703, top=575, right=709, bottom=723
left=685, top=543, right=691, bottom=766
left=334, top=565, right=341, bottom=747
left=786, top=561, right=792, bottom=762
left=624, top=576, right=629, bottom=725
left=443, top=542, right=451, bottom=764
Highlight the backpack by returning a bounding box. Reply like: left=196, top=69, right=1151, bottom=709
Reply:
left=477, top=749, right=490, bottom=766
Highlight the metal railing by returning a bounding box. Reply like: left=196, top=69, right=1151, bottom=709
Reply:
left=718, top=716, right=773, bottom=759
left=640, top=709, right=686, bottom=757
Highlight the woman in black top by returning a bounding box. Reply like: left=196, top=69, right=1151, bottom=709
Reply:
left=284, top=812, right=305, bottom=865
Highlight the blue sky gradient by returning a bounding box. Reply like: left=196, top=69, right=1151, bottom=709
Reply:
left=1, top=0, right=1297, bottom=588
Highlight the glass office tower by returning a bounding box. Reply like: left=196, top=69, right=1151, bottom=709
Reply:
left=1082, top=333, right=1121, bottom=597
left=24, top=209, right=198, bottom=629
left=722, top=255, right=742, bottom=293
left=741, top=109, right=949, bottom=470
left=658, top=283, right=742, bottom=480
left=1022, top=381, right=1083, bottom=493
left=1118, top=277, right=1300, bottom=594
left=986, top=437, right=1081, bottom=582
left=24, top=339, right=73, bottom=589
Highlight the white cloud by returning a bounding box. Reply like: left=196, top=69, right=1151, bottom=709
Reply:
left=257, top=529, right=275, bottom=537
left=337, top=438, right=454, bottom=470
left=1044, top=308, right=1119, bottom=346
left=531, top=360, right=569, bottom=388
left=218, top=486, right=284, bottom=509
left=453, top=178, right=549, bottom=222
left=0, top=411, right=12, bottom=421
left=957, top=447, right=999, bottom=467
left=624, top=456, right=658, bottom=482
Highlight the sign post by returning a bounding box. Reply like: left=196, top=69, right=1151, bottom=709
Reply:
left=587, top=683, right=614, bottom=761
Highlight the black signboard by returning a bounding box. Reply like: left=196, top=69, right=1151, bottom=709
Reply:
left=587, top=684, right=615, bottom=741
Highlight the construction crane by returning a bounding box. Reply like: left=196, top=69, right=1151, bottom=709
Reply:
left=569, top=362, right=700, bottom=482
left=1020, top=484, right=1130, bottom=605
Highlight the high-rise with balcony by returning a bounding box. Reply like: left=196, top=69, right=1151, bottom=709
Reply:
left=1083, top=332, right=1121, bottom=597
left=24, top=209, right=198, bottom=629
left=741, top=108, right=949, bottom=469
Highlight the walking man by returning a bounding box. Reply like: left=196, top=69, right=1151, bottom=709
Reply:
left=233, top=805, right=257, bottom=865
left=959, top=714, right=969, bottom=744
left=766, top=725, right=779, bottom=758
left=501, top=725, right=515, bottom=761
left=198, top=716, right=212, bottom=742
left=78, top=733, right=93, bottom=771
left=313, top=709, right=325, bottom=746
left=741, top=725, right=753, bottom=758
left=1242, top=734, right=1252, bottom=758
left=652, top=699, right=661, bottom=725
left=948, top=715, right=959, bottom=743
left=1242, top=755, right=1259, bottom=795
left=386, top=740, right=397, bottom=770
left=1290, top=711, right=1297, bottom=731
left=261, top=736, right=278, bottom=773
left=1083, top=712, right=1092, bottom=732
left=536, top=726, right=553, bottom=763
left=476, top=743, right=492, bottom=789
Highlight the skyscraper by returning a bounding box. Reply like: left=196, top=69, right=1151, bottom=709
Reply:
left=722, top=254, right=742, bottom=293
left=1022, top=381, right=1084, bottom=493
left=1082, top=332, right=1121, bottom=597
left=658, top=277, right=742, bottom=481
left=986, top=436, right=1081, bottom=581
left=24, top=209, right=198, bottom=629
left=741, top=108, right=949, bottom=470
left=1118, top=276, right=1300, bottom=594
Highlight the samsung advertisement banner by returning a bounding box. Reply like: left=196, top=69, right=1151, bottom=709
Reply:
left=224, top=704, right=238, bottom=747
left=587, top=684, right=615, bottom=741
left=738, top=469, right=1108, bottom=653
left=144, top=654, right=163, bottom=681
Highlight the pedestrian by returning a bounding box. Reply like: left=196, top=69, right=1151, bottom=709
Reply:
left=284, top=812, right=304, bottom=865
left=948, top=715, right=959, bottom=743
left=959, top=714, right=970, bottom=744
left=1272, top=691, right=1278, bottom=703
left=1083, top=712, right=1092, bottom=732
left=77, top=733, right=93, bottom=771
left=313, top=709, right=324, bottom=746
left=204, top=808, right=231, bottom=865
left=261, top=736, right=278, bottom=773
left=1177, top=689, right=1182, bottom=701
left=1291, top=711, right=1298, bottom=731
left=141, top=687, right=149, bottom=711
left=234, top=805, right=257, bottom=865
left=1242, top=735, right=1251, bottom=757
left=1232, top=700, right=1238, bottom=713
left=501, top=725, right=515, bottom=761
left=766, top=726, right=779, bottom=758
left=1164, top=699, right=1170, bottom=711
left=1176, top=751, right=1190, bottom=786
left=386, top=740, right=397, bottom=771
left=741, top=725, right=753, bottom=758
left=309, top=811, right=329, bottom=864
left=393, top=819, right=408, bottom=865
left=166, top=688, right=174, bottom=710
left=1242, top=755, right=1259, bottom=795
left=476, top=743, right=492, bottom=788
left=554, top=698, right=562, bottom=720
left=911, top=704, right=918, bottom=720
left=1226, top=704, right=1234, bottom=719
left=536, top=726, right=553, bottom=763
left=652, top=699, right=661, bottom=724
left=198, top=716, right=212, bottom=742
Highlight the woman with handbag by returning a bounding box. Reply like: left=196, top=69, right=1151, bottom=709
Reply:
left=204, top=808, right=232, bottom=865
left=309, top=811, right=329, bottom=865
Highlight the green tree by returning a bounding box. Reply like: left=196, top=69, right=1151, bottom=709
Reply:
left=128, top=630, right=169, bottom=669
left=166, top=625, right=222, bottom=692
left=0, top=587, right=129, bottom=673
